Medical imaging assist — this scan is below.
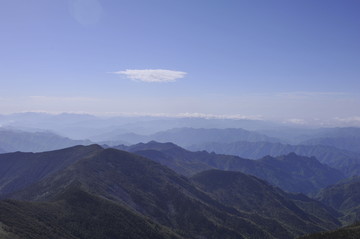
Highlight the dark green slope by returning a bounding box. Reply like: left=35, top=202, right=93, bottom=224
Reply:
left=122, top=141, right=344, bottom=194
left=0, top=187, right=181, bottom=239
left=315, top=177, right=360, bottom=224
left=299, top=222, right=360, bottom=239
left=10, top=148, right=277, bottom=239
left=191, top=170, right=340, bottom=236
left=0, top=144, right=103, bottom=197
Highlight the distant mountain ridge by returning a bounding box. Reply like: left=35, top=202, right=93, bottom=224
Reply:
left=302, top=137, right=360, bottom=154
left=0, top=128, right=92, bottom=153
left=299, top=127, right=360, bottom=153
left=0, top=112, right=284, bottom=139
left=105, top=127, right=281, bottom=146
left=2, top=112, right=360, bottom=147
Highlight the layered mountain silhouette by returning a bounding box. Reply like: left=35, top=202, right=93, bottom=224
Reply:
left=104, top=127, right=280, bottom=146
left=1, top=114, right=359, bottom=238
left=188, top=141, right=360, bottom=176
left=118, top=141, right=344, bottom=194
left=0, top=112, right=281, bottom=140
left=0, top=145, right=341, bottom=238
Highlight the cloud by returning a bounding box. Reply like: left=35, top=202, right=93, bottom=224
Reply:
left=93, top=111, right=263, bottom=120
left=175, top=112, right=263, bottom=120
left=333, top=116, right=360, bottom=125
left=113, top=69, right=187, bottom=83
left=283, top=118, right=307, bottom=125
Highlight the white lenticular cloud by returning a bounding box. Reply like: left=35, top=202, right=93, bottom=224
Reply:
left=114, top=69, right=187, bottom=82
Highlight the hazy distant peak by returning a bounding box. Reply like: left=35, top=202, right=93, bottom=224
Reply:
left=129, top=141, right=183, bottom=152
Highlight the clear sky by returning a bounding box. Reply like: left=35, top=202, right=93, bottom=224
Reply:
left=1, top=0, right=359, bottom=126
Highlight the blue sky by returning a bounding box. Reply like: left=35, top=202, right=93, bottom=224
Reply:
left=1, top=0, right=359, bottom=126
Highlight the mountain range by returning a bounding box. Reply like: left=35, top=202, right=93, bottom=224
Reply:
left=2, top=121, right=360, bottom=178
left=1, top=112, right=360, bottom=147
left=1, top=118, right=360, bottom=238
left=0, top=145, right=342, bottom=238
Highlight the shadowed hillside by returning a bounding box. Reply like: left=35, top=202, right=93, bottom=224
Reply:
left=0, top=144, right=103, bottom=196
